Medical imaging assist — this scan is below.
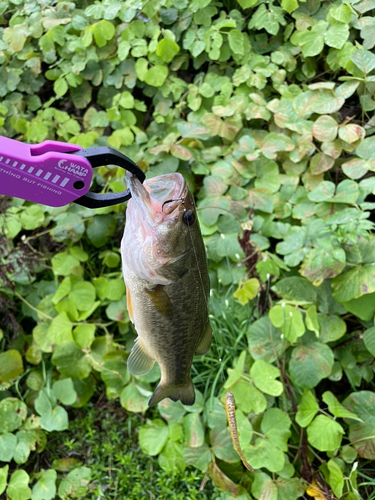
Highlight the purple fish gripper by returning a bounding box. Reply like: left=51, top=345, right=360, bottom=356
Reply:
left=0, top=136, right=93, bottom=207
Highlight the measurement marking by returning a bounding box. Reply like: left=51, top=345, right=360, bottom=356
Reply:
left=60, top=177, right=69, bottom=188
left=52, top=174, right=60, bottom=184
left=0, top=157, right=3, bottom=162
left=28, top=167, right=34, bottom=173
left=36, top=169, right=43, bottom=177
left=5, top=158, right=10, bottom=164
left=20, top=164, right=26, bottom=170
left=13, top=161, right=18, bottom=167
left=44, top=172, right=51, bottom=180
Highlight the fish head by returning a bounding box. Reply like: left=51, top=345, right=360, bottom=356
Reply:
left=122, top=172, right=199, bottom=284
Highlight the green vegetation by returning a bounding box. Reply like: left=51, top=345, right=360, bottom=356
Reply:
left=1, top=0, right=375, bottom=498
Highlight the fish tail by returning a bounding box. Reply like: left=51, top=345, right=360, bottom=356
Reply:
left=148, top=378, right=195, bottom=407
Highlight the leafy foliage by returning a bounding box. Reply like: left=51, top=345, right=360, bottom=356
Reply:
left=1, top=0, right=375, bottom=498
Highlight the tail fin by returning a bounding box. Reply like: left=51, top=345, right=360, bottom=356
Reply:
left=148, top=378, right=195, bottom=407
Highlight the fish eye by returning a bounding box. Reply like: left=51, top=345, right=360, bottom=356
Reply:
left=183, top=209, right=196, bottom=226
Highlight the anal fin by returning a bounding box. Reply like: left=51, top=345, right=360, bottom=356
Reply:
left=126, top=285, right=134, bottom=323
left=195, top=321, right=212, bottom=355
left=127, top=338, right=154, bottom=375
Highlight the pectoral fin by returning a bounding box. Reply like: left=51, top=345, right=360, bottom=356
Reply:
left=127, top=338, right=154, bottom=375
left=144, top=285, right=173, bottom=316
left=126, top=285, right=134, bottom=323
left=195, top=321, right=212, bottom=355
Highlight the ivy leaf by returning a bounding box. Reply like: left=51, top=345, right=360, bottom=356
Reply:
left=250, top=359, right=283, bottom=396
left=296, top=390, right=319, bottom=427
left=318, top=314, right=346, bottom=342
left=289, top=343, right=334, bottom=388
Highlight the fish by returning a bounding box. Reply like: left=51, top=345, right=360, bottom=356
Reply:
left=121, top=171, right=211, bottom=406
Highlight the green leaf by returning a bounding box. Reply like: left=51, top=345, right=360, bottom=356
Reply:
left=305, top=306, right=319, bottom=336
left=307, top=415, right=344, bottom=451
left=120, top=382, right=150, bottom=412
left=31, top=469, right=57, bottom=500
left=0, top=398, right=27, bottom=432
left=289, top=343, right=334, bottom=388
left=47, top=312, right=73, bottom=345
left=269, top=304, right=305, bottom=343
left=183, top=444, right=211, bottom=472
left=312, top=115, right=338, bottom=142
left=144, top=65, right=168, bottom=87
left=210, top=427, right=239, bottom=463
left=351, top=49, right=375, bottom=74
left=58, top=467, right=91, bottom=499
left=51, top=341, right=91, bottom=380
left=183, top=413, right=205, bottom=447
left=363, top=326, right=375, bottom=356
left=69, top=282, right=96, bottom=312
left=228, top=30, right=244, bottom=55
left=247, top=316, right=284, bottom=362
left=54, top=78, right=68, bottom=97
left=0, top=350, right=24, bottom=383
left=40, top=405, right=69, bottom=432
left=0, top=465, right=8, bottom=495
left=318, top=314, right=347, bottom=342
left=138, top=419, right=169, bottom=456
left=156, top=38, right=180, bottom=63
left=322, top=391, right=362, bottom=421
left=208, top=462, right=239, bottom=497
left=251, top=473, right=277, bottom=500
left=7, top=470, right=31, bottom=500
left=93, top=20, right=115, bottom=47
left=250, top=359, right=283, bottom=396
left=332, top=264, right=375, bottom=302
left=53, top=378, right=77, bottom=406
left=0, top=433, right=17, bottom=462
left=325, top=23, right=349, bottom=49
left=158, top=441, right=185, bottom=473
left=296, top=390, right=319, bottom=427
left=73, top=324, right=96, bottom=349
left=281, top=0, right=298, bottom=14
left=326, top=458, right=344, bottom=498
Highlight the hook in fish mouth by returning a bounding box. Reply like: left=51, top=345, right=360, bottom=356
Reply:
left=162, top=198, right=185, bottom=213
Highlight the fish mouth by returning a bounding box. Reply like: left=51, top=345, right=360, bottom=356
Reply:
left=126, top=172, right=192, bottom=221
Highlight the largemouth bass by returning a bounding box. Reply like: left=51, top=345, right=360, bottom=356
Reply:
left=121, top=172, right=211, bottom=406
